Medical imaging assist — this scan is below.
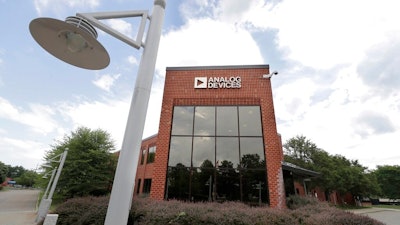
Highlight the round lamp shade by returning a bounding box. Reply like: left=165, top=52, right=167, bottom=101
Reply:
left=29, top=17, right=110, bottom=70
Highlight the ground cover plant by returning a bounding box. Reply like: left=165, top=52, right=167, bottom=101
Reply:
left=54, top=196, right=383, bottom=225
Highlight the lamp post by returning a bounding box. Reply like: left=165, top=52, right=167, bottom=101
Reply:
left=29, top=1, right=166, bottom=224
left=42, top=167, right=57, bottom=200
left=36, top=148, right=68, bottom=223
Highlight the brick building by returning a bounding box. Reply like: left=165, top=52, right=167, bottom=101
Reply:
left=135, top=65, right=287, bottom=208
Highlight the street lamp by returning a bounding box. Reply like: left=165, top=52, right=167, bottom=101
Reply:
left=36, top=148, right=68, bottom=223
left=29, top=1, right=166, bottom=224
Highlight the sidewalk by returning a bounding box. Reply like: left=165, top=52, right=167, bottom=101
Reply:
left=348, top=207, right=400, bottom=225
left=0, top=188, right=39, bottom=225
left=0, top=211, right=37, bottom=225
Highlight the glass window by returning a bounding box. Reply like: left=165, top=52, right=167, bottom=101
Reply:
left=136, top=179, right=141, bottom=194
left=191, top=167, right=214, bottom=201
left=140, top=148, right=146, bottom=165
left=194, top=106, right=215, bottom=136
left=193, top=137, right=215, bottom=168
left=171, top=106, right=194, bottom=135
left=168, top=137, right=192, bottom=167
left=240, top=137, right=265, bottom=169
left=239, top=106, right=262, bottom=136
left=147, top=146, right=156, bottom=163
left=216, top=137, right=239, bottom=168
left=166, top=166, right=190, bottom=200
left=167, top=105, right=267, bottom=204
left=216, top=107, right=238, bottom=136
left=143, top=179, right=152, bottom=194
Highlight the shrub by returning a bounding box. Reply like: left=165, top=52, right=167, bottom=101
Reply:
left=54, top=196, right=384, bottom=225
left=286, top=195, right=320, bottom=209
left=54, top=196, right=109, bottom=225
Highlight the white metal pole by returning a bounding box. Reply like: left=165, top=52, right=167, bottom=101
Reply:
left=48, top=149, right=68, bottom=199
left=104, top=1, right=165, bottom=224
left=43, top=168, right=57, bottom=199
left=35, top=148, right=68, bottom=223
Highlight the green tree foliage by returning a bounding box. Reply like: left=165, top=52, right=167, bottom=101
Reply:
left=283, top=135, right=380, bottom=198
left=7, top=165, right=26, bottom=178
left=374, top=165, right=400, bottom=200
left=14, top=170, right=40, bottom=187
left=0, top=161, right=8, bottom=184
left=43, top=127, right=117, bottom=199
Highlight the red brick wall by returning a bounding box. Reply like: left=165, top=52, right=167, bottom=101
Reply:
left=150, top=65, right=286, bottom=208
left=134, top=135, right=157, bottom=196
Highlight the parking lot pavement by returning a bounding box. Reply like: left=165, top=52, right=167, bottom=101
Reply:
left=0, top=188, right=39, bottom=225
left=349, top=207, right=400, bottom=225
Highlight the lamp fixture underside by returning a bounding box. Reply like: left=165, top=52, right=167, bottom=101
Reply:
left=29, top=17, right=110, bottom=70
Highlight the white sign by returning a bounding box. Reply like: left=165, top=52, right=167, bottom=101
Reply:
left=194, top=77, right=207, bottom=88
left=194, top=76, right=241, bottom=89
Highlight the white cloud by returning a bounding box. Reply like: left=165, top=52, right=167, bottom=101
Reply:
left=92, top=73, right=121, bottom=92
left=275, top=64, right=400, bottom=168
left=127, top=55, right=138, bottom=65
left=34, top=0, right=99, bottom=15
left=157, top=18, right=263, bottom=74
left=0, top=97, right=59, bottom=135
left=58, top=87, right=163, bottom=149
left=0, top=137, right=46, bottom=169
left=59, top=97, right=129, bottom=149
left=240, top=0, right=400, bottom=70
left=104, top=19, right=135, bottom=40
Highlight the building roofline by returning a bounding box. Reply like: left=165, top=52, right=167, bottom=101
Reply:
left=282, top=161, right=321, bottom=177
left=166, top=64, right=269, bottom=71
left=142, top=133, right=158, bottom=141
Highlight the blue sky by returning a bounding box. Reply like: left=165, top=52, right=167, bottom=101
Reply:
left=1, top=0, right=399, bottom=170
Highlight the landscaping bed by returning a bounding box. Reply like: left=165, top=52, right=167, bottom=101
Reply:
left=54, top=196, right=383, bottom=225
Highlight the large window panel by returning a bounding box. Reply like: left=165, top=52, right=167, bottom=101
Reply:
left=216, top=137, right=239, bottom=168
left=169, top=137, right=192, bottom=167
left=166, top=167, right=190, bottom=200
left=239, top=106, right=262, bottom=136
left=216, top=107, right=238, bottom=136
left=194, top=106, right=215, bottom=136
left=240, top=137, right=265, bottom=169
left=147, top=146, right=156, bottom=163
left=171, top=106, right=194, bottom=135
left=193, top=137, right=215, bottom=168
left=167, top=105, right=268, bottom=204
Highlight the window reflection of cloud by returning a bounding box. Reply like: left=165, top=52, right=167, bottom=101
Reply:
left=169, top=137, right=191, bottom=167
left=240, top=137, right=264, bottom=161
left=239, top=106, right=262, bottom=136
left=193, top=137, right=214, bottom=167
left=172, top=106, right=194, bottom=135
left=217, top=107, right=238, bottom=136
left=216, top=137, right=239, bottom=167
left=194, top=106, right=215, bottom=136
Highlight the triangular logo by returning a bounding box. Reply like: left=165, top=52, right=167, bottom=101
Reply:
left=194, top=77, right=207, bottom=88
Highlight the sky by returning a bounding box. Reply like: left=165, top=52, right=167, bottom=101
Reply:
left=0, top=0, right=399, bottom=170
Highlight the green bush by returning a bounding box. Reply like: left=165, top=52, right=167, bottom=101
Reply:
left=54, top=196, right=383, bottom=225
left=286, top=195, right=320, bottom=209
left=54, top=196, right=109, bottom=225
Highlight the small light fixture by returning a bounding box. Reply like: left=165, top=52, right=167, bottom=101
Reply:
left=29, top=16, right=110, bottom=70
left=262, top=71, right=278, bottom=79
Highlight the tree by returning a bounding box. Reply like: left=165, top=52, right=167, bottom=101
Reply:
left=7, top=165, right=26, bottom=178
left=14, top=170, right=40, bottom=187
left=0, top=161, right=8, bottom=184
left=374, top=165, right=400, bottom=200
left=43, top=127, right=117, bottom=198
left=283, top=135, right=380, bottom=200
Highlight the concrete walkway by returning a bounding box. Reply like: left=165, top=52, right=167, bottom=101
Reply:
left=349, top=207, right=400, bottom=225
left=0, top=188, right=39, bottom=225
